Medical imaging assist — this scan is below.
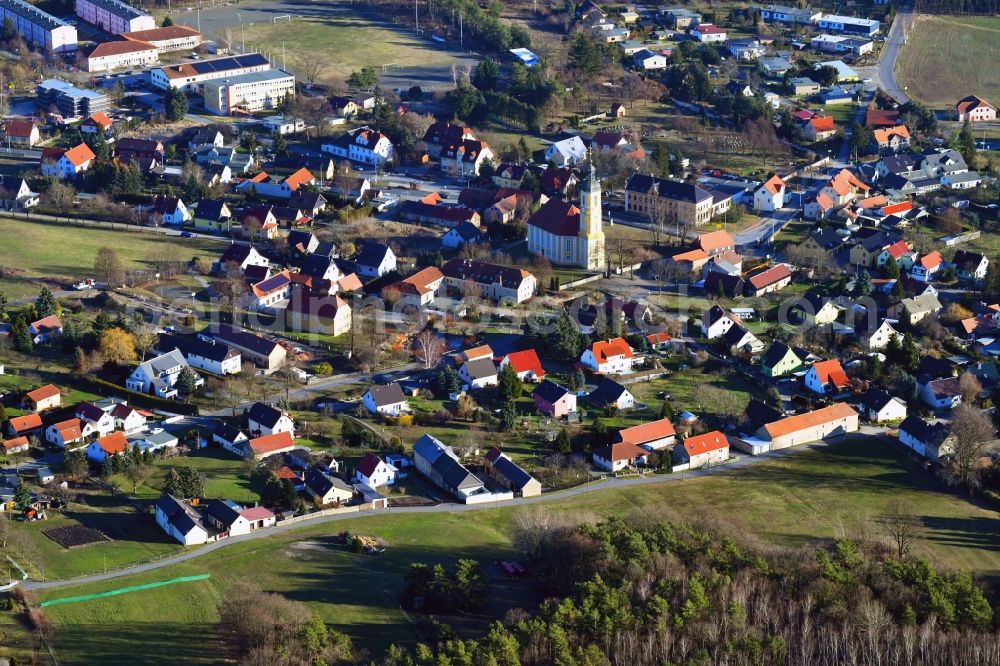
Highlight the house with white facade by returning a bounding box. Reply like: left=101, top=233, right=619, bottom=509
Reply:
left=41, top=143, right=95, bottom=180
left=460, top=358, right=499, bottom=389
left=353, top=452, right=398, bottom=488
left=322, top=126, right=396, bottom=166
left=156, top=333, right=241, bottom=376
left=898, top=416, right=956, bottom=459
left=702, top=305, right=740, bottom=339
left=75, top=402, right=116, bottom=438
left=858, top=388, right=907, bottom=423
left=544, top=136, right=587, bottom=166
left=155, top=494, right=208, bottom=545
left=580, top=337, right=634, bottom=374
left=247, top=402, right=295, bottom=437
left=363, top=383, right=409, bottom=416
left=672, top=431, right=729, bottom=470
left=124, top=348, right=202, bottom=399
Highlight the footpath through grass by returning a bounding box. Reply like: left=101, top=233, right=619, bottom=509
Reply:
left=30, top=435, right=1000, bottom=665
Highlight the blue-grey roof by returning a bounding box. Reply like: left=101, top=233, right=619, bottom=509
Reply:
left=413, top=433, right=447, bottom=466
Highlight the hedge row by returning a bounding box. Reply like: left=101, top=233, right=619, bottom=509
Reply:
left=72, top=376, right=200, bottom=416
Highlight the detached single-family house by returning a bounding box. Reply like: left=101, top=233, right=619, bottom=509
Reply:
left=890, top=292, right=943, bottom=326
left=213, top=423, right=249, bottom=457
left=691, top=23, right=727, bottom=42
left=23, top=385, right=61, bottom=412
left=804, top=359, right=850, bottom=395
left=592, top=441, right=649, bottom=472
left=304, top=467, right=355, bottom=505
left=125, top=349, right=202, bottom=399
left=586, top=378, right=635, bottom=410
left=533, top=379, right=577, bottom=418
left=363, top=383, right=409, bottom=416
left=725, top=324, right=765, bottom=355
left=86, top=431, right=129, bottom=464
left=75, top=402, right=116, bottom=438
left=354, top=242, right=397, bottom=278
left=215, top=242, right=269, bottom=274
left=746, top=264, right=792, bottom=296
left=753, top=175, right=786, bottom=212
left=2, top=437, right=29, bottom=456
left=703, top=305, right=741, bottom=339
left=45, top=418, right=86, bottom=448
left=911, top=251, right=942, bottom=282
left=760, top=341, right=803, bottom=378
left=899, top=415, right=956, bottom=459
left=544, top=136, right=587, bottom=166
left=921, top=376, right=962, bottom=410
left=41, top=143, right=95, bottom=180
left=858, top=388, right=907, bottom=423
left=0, top=176, right=40, bottom=210
left=353, top=452, right=398, bottom=488
left=952, top=250, right=989, bottom=281
left=499, top=349, right=546, bottom=381
left=580, top=337, right=634, bottom=375
left=248, top=402, right=295, bottom=438
left=29, top=316, right=62, bottom=344
left=460, top=358, right=499, bottom=389
left=6, top=413, right=42, bottom=439
left=151, top=196, right=190, bottom=225
left=112, top=403, right=148, bottom=436
left=955, top=95, right=997, bottom=123
left=672, top=431, right=729, bottom=470
left=855, top=318, right=898, bottom=351
left=156, top=495, right=209, bottom=545
left=194, top=200, right=234, bottom=233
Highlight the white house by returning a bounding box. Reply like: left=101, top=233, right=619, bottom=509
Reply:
left=460, top=358, right=499, bottom=389
left=44, top=418, right=86, bottom=449
left=353, top=452, right=398, bottom=487
left=544, top=136, right=587, bottom=166
left=898, top=415, right=955, bottom=460
left=804, top=360, right=850, bottom=395
left=304, top=468, right=354, bottom=505
left=858, top=388, right=907, bottom=423
left=157, top=334, right=241, bottom=376
left=41, top=144, right=95, bottom=180
left=151, top=196, right=190, bottom=226
left=911, top=251, right=942, bottom=282
left=617, top=419, right=676, bottom=451
left=753, top=175, right=785, bottom=212
left=247, top=402, right=295, bottom=437
left=587, top=378, right=635, bottom=410
left=354, top=242, right=396, bottom=279
left=921, top=376, right=962, bottom=410
left=691, top=23, right=727, bottom=42
left=363, top=383, right=409, bottom=416
left=632, top=49, right=668, bottom=70
left=580, top=338, right=634, bottom=375
left=213, top=423, right=249, bottom=457
left=592, top=441, right=649, bottom=472
left=75, top=402, right=116, bottom=438
left=205, top=499, right=276, bottom=536
left=125, top=349, right=202, bottom=399
left=671, top=430, right=729, bottom=471
left=322, top=126, right=396, bottom=166
left=702, top=305, right=740, bottom=339
left=111, top=403, right=147, bottom=435
left=155, top=495, right=208, bottom=545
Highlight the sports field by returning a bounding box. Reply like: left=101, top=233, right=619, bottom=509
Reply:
left=0, top=218, right=223, bottom=282
left=180, top=0, right=479, bottom=91
left=28, top=436, right=1000, bottom=665
left=896, top=14, right=1000, bottom=109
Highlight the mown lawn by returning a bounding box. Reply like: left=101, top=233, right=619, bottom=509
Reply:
left=29, top=435, right=1000, bottom=665
left=0, top=217, right=224, bottom=282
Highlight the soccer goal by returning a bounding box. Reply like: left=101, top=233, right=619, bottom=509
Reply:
left=272, top=14, right=291, bottom=23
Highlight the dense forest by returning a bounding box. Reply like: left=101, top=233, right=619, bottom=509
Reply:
left=914, top=0, right=1000, bottom=13
left=375, top=510, right=1000, bottom=666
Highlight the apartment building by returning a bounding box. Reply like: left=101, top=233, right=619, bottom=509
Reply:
left=122, top=25, right=202, bottom=53
left=0, top=0, right=76, bottom=53
left=75, top=0, right=155, bottom=34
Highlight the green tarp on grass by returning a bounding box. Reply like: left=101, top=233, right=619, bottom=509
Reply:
left=40, top=574, right=210, bottom=608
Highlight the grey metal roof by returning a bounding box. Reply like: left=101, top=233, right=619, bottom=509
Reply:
left=366, top=383, right=406, bottom=407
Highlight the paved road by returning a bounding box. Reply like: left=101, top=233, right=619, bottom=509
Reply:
left=877, top=4, right=913, bottom=105
left=21, top=433, right=881, bottom=591
left=734, top=209, right=798, bottom=248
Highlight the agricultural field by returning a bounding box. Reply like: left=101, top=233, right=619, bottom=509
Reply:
left=0, top=218, right=224, bottom=283
left=26, top=436, right=1000, bottom=665
left=896, top=15, right=1000, bottom=109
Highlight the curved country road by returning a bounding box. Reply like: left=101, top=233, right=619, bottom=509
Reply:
left=878, top=3, right=913, bottom=104
left=22, top=434, right=882, bottom=591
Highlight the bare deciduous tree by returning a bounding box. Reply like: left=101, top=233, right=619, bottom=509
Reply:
left=412, top=329, right=446, bottom=369
left=881, top=499, right=921, bottom=558
left=948, top=404, right=997, bottom=489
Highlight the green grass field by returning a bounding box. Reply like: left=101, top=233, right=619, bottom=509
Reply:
left=0, top=218, right=224, bottom=282
left=897, top=15, right=1000, bottom=109
left=241, top=6, right=478, bottom=84
left=28, top=435, right=1000, bottom=665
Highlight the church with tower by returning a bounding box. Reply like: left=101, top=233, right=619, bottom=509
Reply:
left=526, top=158, right=606, bottom=270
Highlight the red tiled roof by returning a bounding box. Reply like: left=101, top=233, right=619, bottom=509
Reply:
left=762, top=175, right=785, bottom=196
left=763, top=403, right=857, bottom=439
left=618, top=418, right=675, bottom=446
left=275, top=466, right=299, bottom=481
left=884, top=240, right=910, bottom=260
left=595, top=441, right=650, bottom=462
left=918, top=251, right=942, bottom=270
left=26, top=384, right=60, bottom=403
left=240, top=506, right=275, bottom=521
left=527, top=198, right=581, bottom=237
left=590, top=337, right=633, bottom=362
left=2, top=436, right=28, bottom=451
left=123, top=25, right=202, bottom=42
left=89, top=39, right=155, bottom=58
left=8, top=413, right=42, bottom=433
left=248, top=431, right=294, bottom=455
left=748, top=264, right=791, bottom=290
left=647, top=331, right=671, bottom=344
left=873, top=125, right=910, bottom=144
left=815, top=192, right=834, bottom=210
left=502, top=349, right=545, bottom=378
left=956, top=94, right=996, bottom=115
left=809, top=115, right=836, bottom=132
left=680, top=430, right=728, bottom=456
left=52, top=418, right=83, bottom=441
left=63, top=143, right=96, bottom=167
left=811, top=359, right=849, bottom=388
left=881, top=201, right=912, bottom=215
left=697, top=230, right=735, bottom=253
left=283, top=167, right=314, bottom=191
left=86, top=112, right=113, bottom=129
left=4, top=120, right=34, bottom=138
left=96, top=431, right=128, bottom=455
